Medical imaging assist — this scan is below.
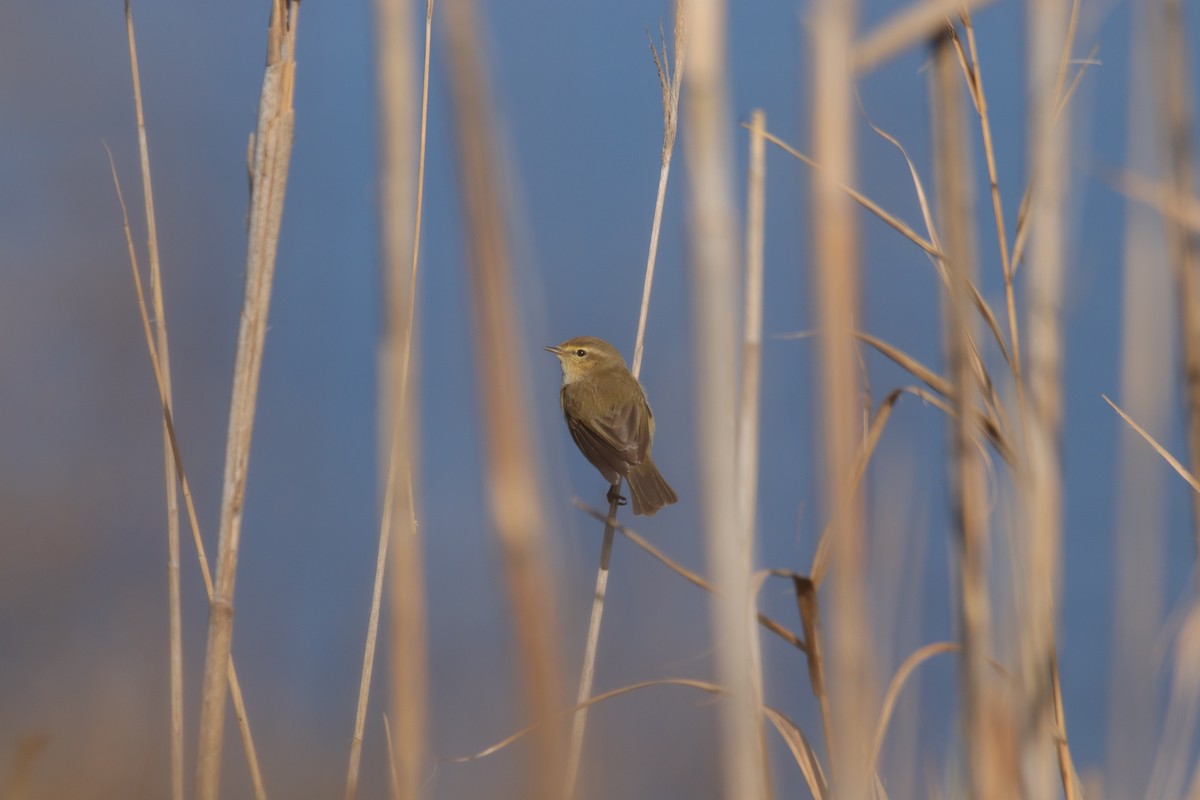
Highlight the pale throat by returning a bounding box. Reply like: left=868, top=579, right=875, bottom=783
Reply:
left=558, top=363, right=584, bottom=385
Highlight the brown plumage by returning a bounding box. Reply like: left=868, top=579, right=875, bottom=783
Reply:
left=545, top=336, right=677, bottom=516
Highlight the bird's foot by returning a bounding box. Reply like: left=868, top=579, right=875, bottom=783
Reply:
left=607, top=484, right=628, bottom=507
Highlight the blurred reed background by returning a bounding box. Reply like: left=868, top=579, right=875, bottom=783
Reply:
left=2, top=0, right=1199, bottom=798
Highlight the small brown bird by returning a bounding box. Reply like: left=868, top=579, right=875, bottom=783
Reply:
left=545, top=336, right=677, bottom=516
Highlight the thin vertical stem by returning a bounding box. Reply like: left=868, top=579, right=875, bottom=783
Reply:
left=345, top=0, right=434, bottom=796
left=811, top=0, right=873, bottom=794
left=564, top=7, right=686, bottom=796
left=737, top=107, right=769, bottom=784
left=123, top=5, right=182, bottom=799
left=931, top=28, right=1013, bottom=798
left=195, top=4, right=299, bottom=798
left=684, top=0, right=769, bottom=797
left=106, top=150, right=268, bottom=800
left=1020, top=0, right=1070, bottom=794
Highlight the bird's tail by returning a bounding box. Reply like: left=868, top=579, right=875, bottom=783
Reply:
left=627, top=458, right=678, bottom=517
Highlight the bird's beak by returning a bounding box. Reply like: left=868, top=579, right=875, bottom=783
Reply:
left=543, top=345, right=564, bottom=357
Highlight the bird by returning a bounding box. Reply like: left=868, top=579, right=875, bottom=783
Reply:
left=545, top=336, right=677, bottom=516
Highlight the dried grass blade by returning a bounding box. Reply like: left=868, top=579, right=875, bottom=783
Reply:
left=763, top=707, right=831, bottom=799
left=854, top=332, right=953, bottom=397
left=452, top=678, right=727, bottom=763
left=755, top=127, right=940, bottom=258
left=860, top=108, right=1011, bottom=367
left=868, top=642, right=960, bottom=773
left=1105, top=396, right=1200, bottom=493
left=573, top=500, right=806, bottom=651
left=793, top=576, right=836, bottom=771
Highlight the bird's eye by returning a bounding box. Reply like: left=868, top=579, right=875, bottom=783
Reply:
left=575, top=349, right=587, bottom=357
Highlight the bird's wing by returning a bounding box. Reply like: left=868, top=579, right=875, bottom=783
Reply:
left=565, top=413, right=625, bottom=483
left=586, top=395, right=651, bottom=465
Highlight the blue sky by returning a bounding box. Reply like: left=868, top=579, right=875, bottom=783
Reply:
left=1, top=0, right=1198, bottom=796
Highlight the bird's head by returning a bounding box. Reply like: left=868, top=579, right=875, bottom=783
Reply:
left=544, top=336, right=627, bottom=384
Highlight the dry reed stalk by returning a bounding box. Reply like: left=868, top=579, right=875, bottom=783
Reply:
left=106, top=151, right=268, bottom=800
left=1105, top=10, right=1170, bottom=793
left=931, top=28, right=1014, bottom=798
left=811, top=0, right=875, bottom=793
left=343, top=0, right=434, bottom=798
left=563, top=8, right=686, bottom=795
left=121, top=5, right=182, bottom=798
left=1019, top=0, right=1071, bottom=793
left=852, top=0, right=996, bottom=73
left=683, top=0, right=769, bottom=796
left=195, top=4, right=299, bottom=798
left=736, top=105, right=770, bottom=785
left=739, top=109, right=766, bottom=588
left=440, top=0, right=564, bottom=796
left=756, top=128, right=939, bottom=257
left=1153, top=0, right=1200, bottom=558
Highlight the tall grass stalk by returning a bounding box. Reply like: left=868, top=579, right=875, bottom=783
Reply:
left=736, top=106, right=769, bottom=784
left=1019, top=0, right=1071, bottom=793
left=440, top=0, right=564, bottom=796
left=930, top=28, right=1012, bottom=797
left=121, top=5, right=182, bottom=798
left=343, top=0, right=434, bottom=797
left=106, top=150, right=268, bottom=800
left=811, top=0, right=874, bottom=794
left=195, top=4, right=299, bottom=798
left=683, top=0, right=769, bottom=797
left=562, top=7, right=685, bottom=797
